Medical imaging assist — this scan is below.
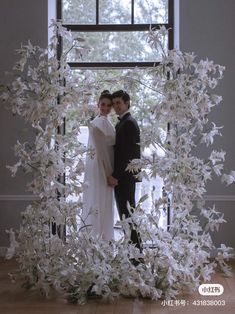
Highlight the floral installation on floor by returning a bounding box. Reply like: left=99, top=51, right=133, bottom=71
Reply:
left=0, top=21, right=234, bottom=304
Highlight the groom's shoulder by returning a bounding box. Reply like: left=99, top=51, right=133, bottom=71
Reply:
left=126, top=114, right=139, bottom=128
left=124, top=113, right=136, bottom=122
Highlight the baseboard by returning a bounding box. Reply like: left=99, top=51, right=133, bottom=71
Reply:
left=0, top=195, right=39, bottom=201
left=204, top=195, right=235, bottom=201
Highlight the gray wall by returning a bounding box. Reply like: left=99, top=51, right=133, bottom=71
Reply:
left=180, top=0, right=235, bottom=250
left=0, top=0, right=48, bottom=251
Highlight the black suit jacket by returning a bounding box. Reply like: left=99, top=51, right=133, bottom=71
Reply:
left=113, top=112, right=141, bottom=181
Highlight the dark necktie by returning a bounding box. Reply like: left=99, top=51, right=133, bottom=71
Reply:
left=116, top=117, right=121, bottom=129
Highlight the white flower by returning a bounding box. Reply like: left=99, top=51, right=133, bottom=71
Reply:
left=13, top=57, right=27, bottom=71
left=213, top=164, right=223, bottom=176
left=159, top=25, right=168, bottom=37
left=230, top=170, right=235, bottom=178
left=5, top=229, right=19, bottom=259
left=221, top=171, right=235, bottom=185
left=6, top=161, right=21, bottom=177
left=184, top=52, right=196, bottom=65
left=201, top=123, right=223, bottom=146
left=209, top=150, right=226, bottom=165
left=0, top=91, right=9, bottom=102
left=12, top=78, right=27, bottom=94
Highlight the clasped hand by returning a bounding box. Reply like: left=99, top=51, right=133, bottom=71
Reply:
left=107, top=175, right=118, bottom=187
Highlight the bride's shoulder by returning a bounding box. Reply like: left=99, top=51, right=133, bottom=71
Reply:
left=91, top=116, right=114, bottom=135
left=90, top=115, right=105, bottom=130
left=92, top=115, right=112, bottom=125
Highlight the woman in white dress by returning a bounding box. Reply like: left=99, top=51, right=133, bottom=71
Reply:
left=82, top=90, right=116, bottom=241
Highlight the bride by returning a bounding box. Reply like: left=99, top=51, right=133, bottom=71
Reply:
left=82, top=90, right=116, bottom=241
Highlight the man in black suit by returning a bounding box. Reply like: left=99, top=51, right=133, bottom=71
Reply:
left=107, top=90, right=142, bottom=251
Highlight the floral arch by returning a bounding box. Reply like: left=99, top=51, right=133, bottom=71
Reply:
left=1, top=22, right=234, bottom=304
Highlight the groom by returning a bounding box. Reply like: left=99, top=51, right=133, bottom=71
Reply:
left=107, top=90, right=142, bottom=251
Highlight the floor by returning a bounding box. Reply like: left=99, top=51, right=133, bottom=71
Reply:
left=0, top=258, right=234, bottom=314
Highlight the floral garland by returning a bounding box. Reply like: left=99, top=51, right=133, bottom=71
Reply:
left=0, top=22, right=234, bottom=304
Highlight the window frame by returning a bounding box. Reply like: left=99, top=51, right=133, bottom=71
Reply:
left=57, top=0, right=174, bottom=68
left=56, top=0, right=173, bottom=231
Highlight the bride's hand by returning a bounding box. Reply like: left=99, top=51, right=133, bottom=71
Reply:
left=107, top=175, right=118, bottom=187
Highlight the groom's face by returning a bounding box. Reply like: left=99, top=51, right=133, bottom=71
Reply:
left=112, top=97, right=129, bottom=116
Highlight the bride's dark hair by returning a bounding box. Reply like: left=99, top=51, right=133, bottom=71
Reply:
left=99, top=90, right=112, bottom=101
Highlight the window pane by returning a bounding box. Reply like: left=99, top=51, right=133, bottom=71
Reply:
left=62, top=0, right=96, bottom=24
left=135, top=0, right=168, bottom=24
left=99, top=0, right=131, bottom=24
left=64, top=31, right=167, bottom=62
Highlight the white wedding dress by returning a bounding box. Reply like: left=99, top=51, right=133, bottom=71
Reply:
left=82, top=115, right=115, bottom=240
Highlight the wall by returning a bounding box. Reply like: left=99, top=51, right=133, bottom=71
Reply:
left=0, top=0, right=48, bottom=254
left=180, top=0, right=235, bottom=251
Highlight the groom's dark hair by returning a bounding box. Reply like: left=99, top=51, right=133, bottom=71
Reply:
left=112, top=90, right=130, bottom=108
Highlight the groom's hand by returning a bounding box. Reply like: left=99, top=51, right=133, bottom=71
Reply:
left=107, top=175, right=118, bottom=187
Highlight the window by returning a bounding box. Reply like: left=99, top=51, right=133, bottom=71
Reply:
left=57, top=0, right=174, bottom=230
left=57, top=0, right=174, bottom=67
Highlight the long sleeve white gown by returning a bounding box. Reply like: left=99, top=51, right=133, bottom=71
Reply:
left=82, top=115, right=115, bottom=241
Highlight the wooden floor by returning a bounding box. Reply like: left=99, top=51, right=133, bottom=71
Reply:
left=0, top=258, right=234, bottom=314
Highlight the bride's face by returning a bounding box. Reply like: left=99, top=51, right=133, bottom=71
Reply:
left=98, top=97, right=112, bottom=116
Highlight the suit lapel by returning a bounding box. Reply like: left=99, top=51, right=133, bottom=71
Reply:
left=115, top=112, right=131, bottom=131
